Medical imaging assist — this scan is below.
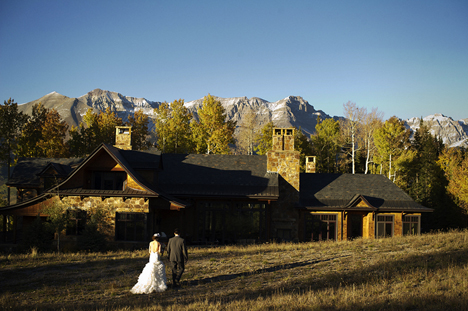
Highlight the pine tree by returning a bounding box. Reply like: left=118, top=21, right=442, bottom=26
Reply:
left=0, top=98, right=29, bottom=204
left=408, top=120, right=445, bottom=205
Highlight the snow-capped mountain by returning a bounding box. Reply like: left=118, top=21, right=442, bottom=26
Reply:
left=18, top=89, right=468, bottom=148
left=405, top=114, right=468, bottom=148
left=185, top=95, right=330, bottom=137
left=18, top=89, right=331, bottom=137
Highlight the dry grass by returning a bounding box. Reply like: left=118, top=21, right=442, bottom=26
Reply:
left=1, top=230, right=468, bottom=310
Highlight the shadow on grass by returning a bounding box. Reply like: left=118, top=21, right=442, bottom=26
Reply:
left=2, top=244, right=468, bottom=310
left=185, top=255, right=349, bottom=286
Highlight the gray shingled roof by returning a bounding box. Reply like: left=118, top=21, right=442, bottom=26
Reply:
left=7, top=158, right=83, bottom=187
left=157, top=154, right=279, bottom=199
left=119, top=148, right=161, bottom=170
left=299, top=173, right=432, bottom=212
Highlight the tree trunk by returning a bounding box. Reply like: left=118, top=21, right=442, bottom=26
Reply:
left=351, top=132, right=355, bottom=174
left=388, top=153, right=392, bottom=179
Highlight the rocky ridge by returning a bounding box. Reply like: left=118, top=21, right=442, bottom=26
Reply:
left=18, top=89, right=468, bottom=148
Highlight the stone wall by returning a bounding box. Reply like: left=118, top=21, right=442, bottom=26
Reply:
left=61, top=195, right=149, bottom=240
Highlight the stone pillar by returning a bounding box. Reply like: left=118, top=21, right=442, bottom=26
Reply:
left=114, top=126, right=132, bottom=150
left=305, top=156, right=316, bottom=173
left=267, top=128, right=300, bottom=191
left=267, top=128, right=300, bottom=241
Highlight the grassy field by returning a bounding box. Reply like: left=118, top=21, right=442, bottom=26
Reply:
left=1, top=230, right=467, bottom=311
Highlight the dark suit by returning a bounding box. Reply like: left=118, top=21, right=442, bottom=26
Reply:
left=166, top=235, right=188, bottom=285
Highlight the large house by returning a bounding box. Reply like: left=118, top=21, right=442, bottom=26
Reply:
left=0, top=127, right=432, bottom=247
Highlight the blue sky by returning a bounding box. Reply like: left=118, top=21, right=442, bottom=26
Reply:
left=1, top=0, right=467, bottom=120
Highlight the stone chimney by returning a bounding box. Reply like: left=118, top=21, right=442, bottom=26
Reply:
left=114, top=126, right=132, bottom=150
left=267, top=128, right=300, bottom=191
left=305, top=156, right=316, bottom=173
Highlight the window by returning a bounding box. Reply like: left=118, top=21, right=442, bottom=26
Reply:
left=403, top=215, right=420, bottom=235
left=376, top=215, right=394, bottom=238
left=197, top=202, right=266, bottom=244
left=66, top=209, right=87, bottom=235
left=115, top=213, right=147, bottom=241
left=306, top=214, right=337, bottom=241
left=93, top=172, right=126, bottom=190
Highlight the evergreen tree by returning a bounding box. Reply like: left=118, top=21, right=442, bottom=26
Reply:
left=191, top=94, right=235, bottom=154
left=0, top=98, right=29, bottom=204
left=397, top=120, right=456, bottom=229
left=408, top=120, right=445, bottom=205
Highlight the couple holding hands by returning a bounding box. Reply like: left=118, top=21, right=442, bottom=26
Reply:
left=130, top=228, right=188, bottom=294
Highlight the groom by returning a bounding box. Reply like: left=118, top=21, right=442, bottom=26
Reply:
left=166, top=228, right=188, bottom=288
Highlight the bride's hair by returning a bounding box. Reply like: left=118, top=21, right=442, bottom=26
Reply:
left=152, top=235, right=160, bottom=242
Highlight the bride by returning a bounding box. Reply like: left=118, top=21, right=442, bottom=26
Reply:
left=130, top=233, right=168, bottom=294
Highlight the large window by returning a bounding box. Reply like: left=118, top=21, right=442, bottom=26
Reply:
left=197, top=202, right=266, bottom=244
left=115, top=212, right=147, bottom=241
left=93, top=172, right=126, bottom=190
left=305, top=214, right=337, bottom=241
left=66, top=209, right=87, bottom=235
left=403, top=215, right=420, bottom=235
left=376, top=215, right=394, bottom=238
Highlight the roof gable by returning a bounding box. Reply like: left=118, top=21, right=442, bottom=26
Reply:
left=7, top=157, right=83, bottom=187
left=299, top=173, right=432, bottom=212
left=53, top=144, right=187, bottom=208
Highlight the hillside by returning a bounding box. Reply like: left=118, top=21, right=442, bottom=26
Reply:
left=1, top=230, right=467, bottom=310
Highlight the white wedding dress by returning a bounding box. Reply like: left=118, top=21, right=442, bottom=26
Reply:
left=130, top=252, right=168, bottom=294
